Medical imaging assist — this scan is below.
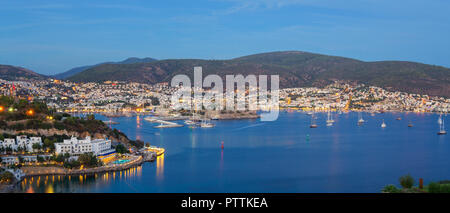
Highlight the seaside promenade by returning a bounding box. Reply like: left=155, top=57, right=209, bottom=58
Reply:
left=21, top=155, right=144, bottom=177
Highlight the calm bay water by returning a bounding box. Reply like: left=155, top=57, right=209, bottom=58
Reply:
left=19, top=112, right=449, bottom=193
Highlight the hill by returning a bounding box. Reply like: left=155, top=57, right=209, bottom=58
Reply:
left=67, top=51, right=450, bottom=97
left=52, top=57, right=157, bottom=79
left=0, top=65, right=47, bottom=81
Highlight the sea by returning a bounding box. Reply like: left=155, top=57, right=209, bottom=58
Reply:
left=18, top=111, right=449, bottom=193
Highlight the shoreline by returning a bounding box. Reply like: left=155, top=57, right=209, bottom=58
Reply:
left=20, top=155, right=144, bottom=178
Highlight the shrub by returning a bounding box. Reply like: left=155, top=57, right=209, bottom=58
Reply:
left=439, top=184, right=450, bottom=193
left=428, top=182, right=441, bottom=193
left=0, top=171, right=15, bottom=183
left=382, top=184, right=401, bottom=193
left=399, top=174, right=415, bottom=189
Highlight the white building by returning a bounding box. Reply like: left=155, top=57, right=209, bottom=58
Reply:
left=55, top=136, right=115, bottom=156
left=0, top=136, right=42, bottom=152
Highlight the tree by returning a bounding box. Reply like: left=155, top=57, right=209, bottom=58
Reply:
left=43, top=138, right=55, bottom=152
left=115, top=143, right=129, bottom=154
left=18, top=156, right=24, bottom=164
left=78, top=153, right=101, bottom=167
left=54, top=154, right=66, bottom=163
left=32, top=143, right=42, bottom=152
left=399, top=174, right=415, bottom=189
left=0, top=171, right=14, bottom=183
left=87, top=114, right=95, bottom=121
left=5, top=146, right=12, bottom=154
left=37, top=156, right=45, bottom=163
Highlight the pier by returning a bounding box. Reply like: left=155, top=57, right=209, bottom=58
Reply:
left=144, top=117, right=184, bottom=128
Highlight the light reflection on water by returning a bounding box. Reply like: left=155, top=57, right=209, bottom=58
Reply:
left=21, top=166, right=144, bottom=193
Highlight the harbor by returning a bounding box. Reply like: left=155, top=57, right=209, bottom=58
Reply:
left=17, top=111, right=449, bottom=193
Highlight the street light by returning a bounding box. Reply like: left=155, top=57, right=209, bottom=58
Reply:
left=26, top=109, right=34, bottom=116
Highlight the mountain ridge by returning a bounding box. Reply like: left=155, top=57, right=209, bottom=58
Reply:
left=67, top=51, right=450, bottom=97
left=52, top=57, right=157, bottom=79
left=0, top=65, right=47, bottom=81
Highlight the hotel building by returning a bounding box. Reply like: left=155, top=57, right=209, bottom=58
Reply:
left=54, top=136, right=115, bottom=157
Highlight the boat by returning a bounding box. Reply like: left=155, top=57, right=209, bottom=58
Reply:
left=408, top=122, right=413, bottom=127
left=184, top=120, right=196, bottom=125
left=438, top=114, right=447, bottom=135
left=381, top=120, right=387, bottom=128
left=211, top=115, right=220, bottom=120
left=310, top=112, right=318, bottom=128
left=103, top=120, right=119, bottom=125
left=357, top=112, right=365, bottom=125
left=200, top=119, right=215, bottom=128
left=326, top=110, right=334, bottom=126
left=396, top=117, right=402, bottom=121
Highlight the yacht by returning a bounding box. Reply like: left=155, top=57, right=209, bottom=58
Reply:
left=381, top=120, right=387, bottom=128
left=326, top=110, right=334, bottom=126
left=184, top=120, right=196, bottom=125
left=310, top=112, right=318, bottom=128
left=438, top=114, right=447, bottom=135
left=357, top=112, right=365, bottom=125
left=200, top=119, right=215, bottom=128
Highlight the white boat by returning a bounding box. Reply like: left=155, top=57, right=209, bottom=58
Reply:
left=184, top=120, right=196, bottom=125
left=326, top=110, right=334, bottom=126
left=357, top=112, right=365, bottom=125
left=200, top=119, right=214, bottom=128
left=381, top=120, right=387, bottom=128
left=310, top=112, right=318, bottom=128
left=438, top=114, right=447, bottom=135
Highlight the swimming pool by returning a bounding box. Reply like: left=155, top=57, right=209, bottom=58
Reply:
left=112, top=159, right=130, bottom=164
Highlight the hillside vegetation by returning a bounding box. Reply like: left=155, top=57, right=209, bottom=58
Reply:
left=67, top=51, right=450, bottom=97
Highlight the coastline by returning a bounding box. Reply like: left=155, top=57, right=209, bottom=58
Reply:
left=20, top=155, right=144, bottom=178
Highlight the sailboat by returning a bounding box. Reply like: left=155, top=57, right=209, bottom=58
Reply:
left=357, top=111, right=365, bottom=125
left=185, top=104, right=200, bottom=126
left=310, top=112, right=318, bottom=128
left=326, top=110, right=334, bottom=126
left=200, top=118, right=214, bottom=128
left=438, top=114, right=447, bottom=135
left=381, top=120, right=387, bottom=128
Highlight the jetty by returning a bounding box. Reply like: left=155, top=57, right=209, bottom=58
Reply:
left=144, top=117, right=184, bottom=128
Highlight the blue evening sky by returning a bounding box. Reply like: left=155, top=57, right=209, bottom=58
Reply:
left=0, top=0, right=449, bottom=75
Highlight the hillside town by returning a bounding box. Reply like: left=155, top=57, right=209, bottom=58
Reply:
left=0, top=78, right=449, bottom=114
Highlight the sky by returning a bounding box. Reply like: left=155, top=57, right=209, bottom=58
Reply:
left=0, top=0, right=450, bottom=75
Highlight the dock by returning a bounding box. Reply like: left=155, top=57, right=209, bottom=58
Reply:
left=144, top=117, right=184, bottom=128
